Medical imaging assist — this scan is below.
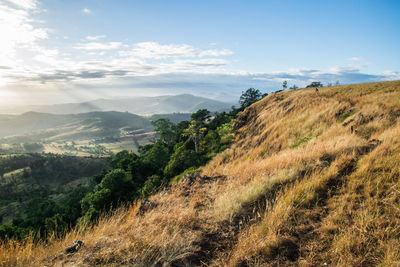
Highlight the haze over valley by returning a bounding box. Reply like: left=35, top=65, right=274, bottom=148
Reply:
left=0, top=94, right=235, bottom=115
left=0, top=93, right=234, bottom=156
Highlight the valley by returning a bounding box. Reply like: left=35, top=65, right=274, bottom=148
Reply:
left=0, top=111, right=194, bottom=156
left=0, top=94, right=223, bottom=157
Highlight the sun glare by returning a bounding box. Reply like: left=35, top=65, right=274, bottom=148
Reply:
left=0, top=76, right=8, bottom=87
left=0, top=87, right=17, bottom=106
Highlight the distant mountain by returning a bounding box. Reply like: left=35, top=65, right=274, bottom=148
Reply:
left=1, top=94, right=235, bottom=115
left=0, top=111, right=153, bottom=142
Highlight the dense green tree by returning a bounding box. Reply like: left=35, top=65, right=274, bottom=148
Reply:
left=306, top=81, right=323, bottom=88
left=44, top=214, right=67, bottom=234
left=61, top=186, right=91, bottom=225
left=81, top=169, right=135, bottom=222
left=207, top=112, right=230, bottom=130
left=164, top=143, right=202, bottom=178
left=173, top=120, right=191, bottom=144
left=239, top=88, right=263, bottom=109
left=217, top=122, right=234, bottom=146
left=183, top=120, right=208, bottom=153
left=203, top=130, right=220, bottom=154
left=141, top=142, right=170, bottom=174
left=141, top=175, right=165, bottom=197
left=191, top=109, right=211, bottom=122
left=99, top=170, right=125, bottom=192
left=81, top=188, right=112, bottom=222
left=0, top=224, right=28, bottom=240
left=151, top=118, right=176, bottom=147
left=111, top=150, right=130, bottom=168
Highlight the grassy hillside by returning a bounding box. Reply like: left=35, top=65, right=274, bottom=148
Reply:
left=1, top=81, right=400, bottom=266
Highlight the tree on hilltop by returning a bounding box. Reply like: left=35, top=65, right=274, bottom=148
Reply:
left=239, top=88, right=263, bottom=109
left=306, top=81, right=323, bottom=88
left=282, top=80, right=288, bottom=90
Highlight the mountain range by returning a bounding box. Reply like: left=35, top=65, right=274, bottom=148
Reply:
left=0, top=111, right=152, bottom=142
left=1, top=94, right=236, bottom=115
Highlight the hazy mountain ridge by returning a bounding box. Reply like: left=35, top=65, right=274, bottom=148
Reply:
left=0, top=111, right=152, bottom=140
left=0, top=111, right=195, bottom=156
left=1, top=94, right=235, bottom=115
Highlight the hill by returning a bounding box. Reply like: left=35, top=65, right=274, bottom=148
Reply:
left=0, top=111, right=199, bottom=156
left=0, top=111, right=156, bottom=156
left=1, top=94, right=235, bottom=115
left=0, top=111, right=152, bottom=140
left=2, top=81, right=400, bottom=266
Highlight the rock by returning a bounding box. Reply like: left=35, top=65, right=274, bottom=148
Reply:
left=181, top=172, right=201, bottom=185
left=136, top=198, right=157, bottom=216
left=65, top=240, right=83, bottom=254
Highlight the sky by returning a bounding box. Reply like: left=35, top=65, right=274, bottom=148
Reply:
left=0, top=0, right=399, bottom=107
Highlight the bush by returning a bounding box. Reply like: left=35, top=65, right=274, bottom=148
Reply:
left=164, top=144, right=202, bottom=178
left=141, top=175, right=166, bottom=197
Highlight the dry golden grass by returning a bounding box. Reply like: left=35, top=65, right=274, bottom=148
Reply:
left=325, top=124, right=400, bottom=266
left=228, top=152, right=358, bottom=266
left=212, top=168, right=299, bottom=221
left=1, top=80, right=400, bottom=266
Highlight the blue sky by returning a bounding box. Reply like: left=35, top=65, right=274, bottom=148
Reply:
left=0, top=0, right=399, bottom=106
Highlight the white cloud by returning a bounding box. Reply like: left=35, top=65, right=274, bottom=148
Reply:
left=32, top=48, right=59, bottom=65
left=87, top=51, right=105, bottom=56
left=3, top=61, right=400, bottom=107
left=126, top=42, right=196, bottom=59
left=0, top=0, right=48, bottom=68
left=5, top=0, right=37, bottom=9
left=173, top=58, right=228, bottom=69
left=378, top=70, right=400, bottom=80
left=199, top=49, right=233, bottom=57
left=86, top=35, right=106, bottom=41
left=74, top=42, right=124, bottom=50
left=328, top=65, right=360, bottom=74
left=82, top=8, right=90, bottom=13
left=123, top=42, right=233, bottom=59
